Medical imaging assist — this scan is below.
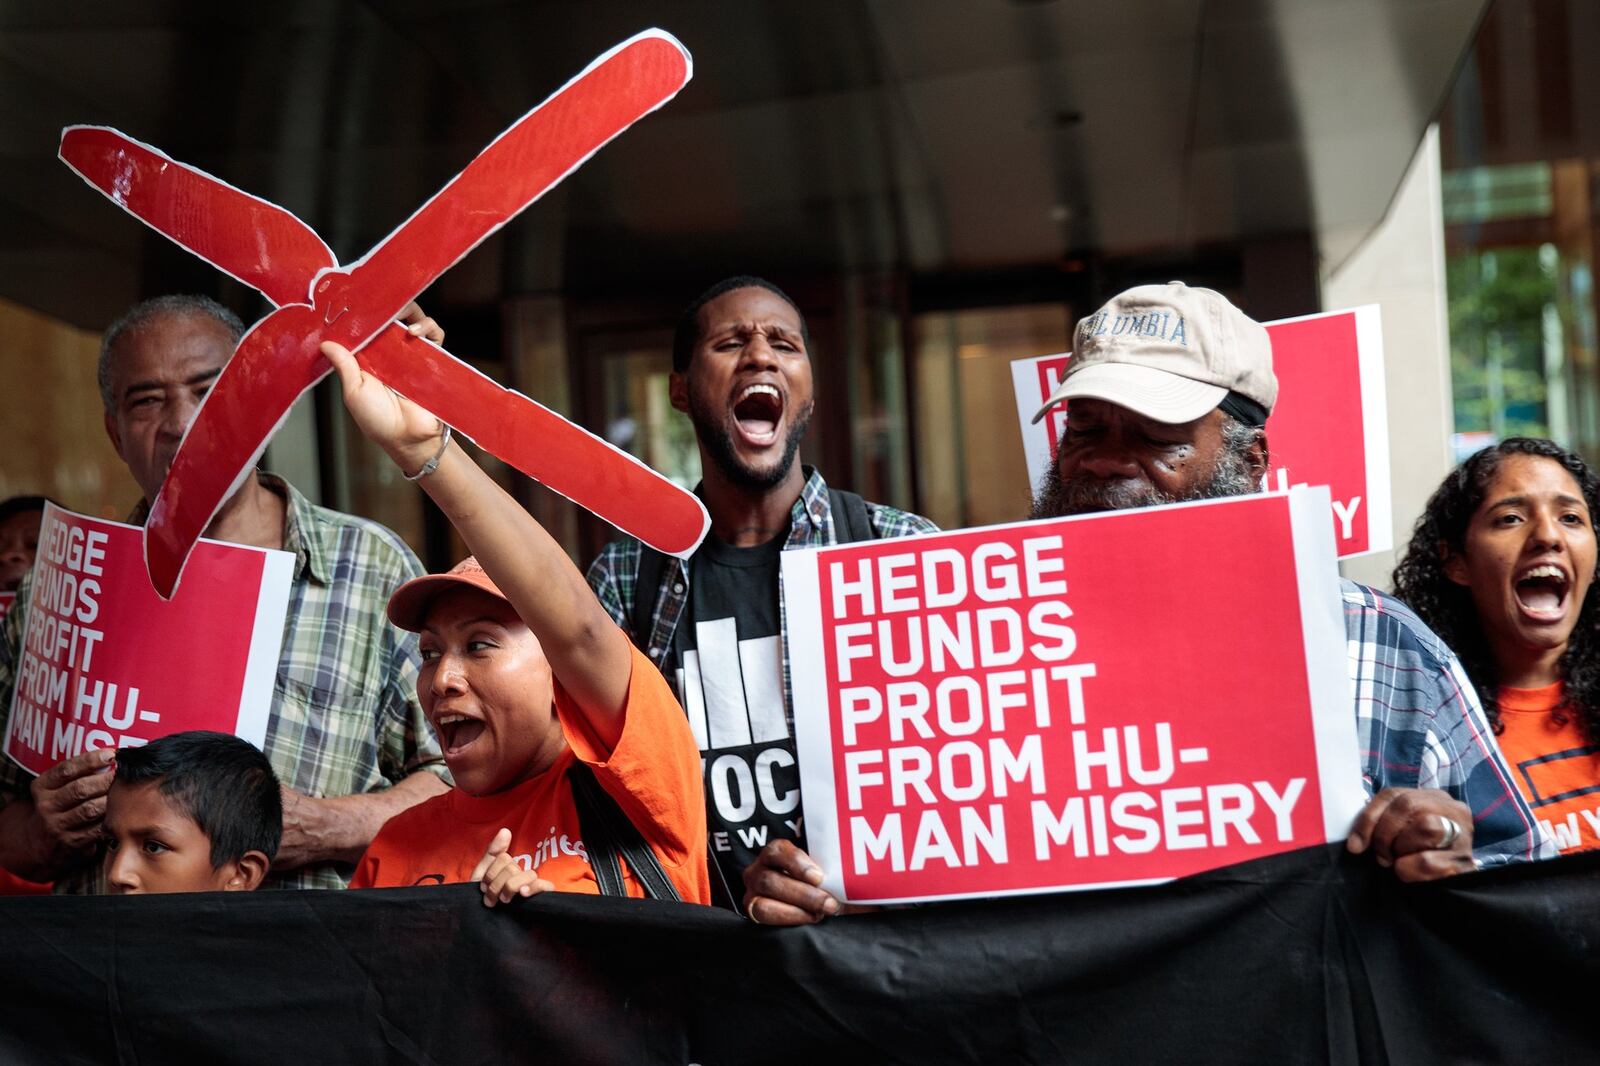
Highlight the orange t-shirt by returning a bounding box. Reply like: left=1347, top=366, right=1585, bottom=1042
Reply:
left=350, top=644, right=709, bottom=904
left=1496, top=683, right=1600, bottom=855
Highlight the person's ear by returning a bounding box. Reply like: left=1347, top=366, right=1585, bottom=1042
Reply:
left=1441, top=540, right=1469, bottom=586
left=104, top=407, right=126, bottom=461
left=221, top=851, right=271, bottom=891
left=668, top=370, right=689, bottom=414
left=1245, top=429, right=1270, bottom=487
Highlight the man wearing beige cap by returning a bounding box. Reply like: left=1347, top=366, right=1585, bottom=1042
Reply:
left=737, top=283, right=1550, bottom=923
left=1029, top=282, right=1274, bottom=517
left=1029, top=281, right=1552, bottom=879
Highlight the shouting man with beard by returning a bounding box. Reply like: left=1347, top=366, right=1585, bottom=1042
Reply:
left=588, top=276, right=936, bottom=915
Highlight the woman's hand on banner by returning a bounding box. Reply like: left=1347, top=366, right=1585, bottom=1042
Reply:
left=473, top=828, right=553, bottom=907
left=743, top=840, right=851, bottom=925
left=1345, top=787, right=1475, bottom=881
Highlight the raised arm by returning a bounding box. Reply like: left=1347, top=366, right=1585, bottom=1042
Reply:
left=321, top=337, right=634, bottom=746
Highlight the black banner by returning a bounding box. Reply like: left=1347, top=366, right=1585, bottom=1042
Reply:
left=1, top=843, right=1594, bottom=1064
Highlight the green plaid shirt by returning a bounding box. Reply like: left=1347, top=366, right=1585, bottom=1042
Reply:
left=0, top=473, right=447, bottom=892
left=587, top=467, right=938, bottom=723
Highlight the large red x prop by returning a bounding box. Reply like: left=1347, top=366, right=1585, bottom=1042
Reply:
left=59, top=29, right=708, bottom=598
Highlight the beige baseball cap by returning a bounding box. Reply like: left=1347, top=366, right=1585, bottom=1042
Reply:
left=1032, top=281, right=1277, bottom=426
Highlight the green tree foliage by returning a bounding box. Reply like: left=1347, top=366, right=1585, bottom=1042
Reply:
left=1447, top=246, right=1555, bottom=438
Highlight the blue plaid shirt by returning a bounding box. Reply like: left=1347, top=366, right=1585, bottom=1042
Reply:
left=1341, top=579, right=1552, bottom=865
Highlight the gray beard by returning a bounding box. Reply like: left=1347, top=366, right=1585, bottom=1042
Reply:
left=1028, top=448, right=1258, bottom=520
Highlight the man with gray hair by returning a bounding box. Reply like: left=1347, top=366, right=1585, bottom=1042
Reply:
left=0, top=294, right=450, bottom=891
left=748, top=281, right=1553, bottom=926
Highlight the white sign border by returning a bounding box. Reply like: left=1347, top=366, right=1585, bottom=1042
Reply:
left=1288, top=487, right=1369, bottom=841
left=781, top=546, right=842, bottom=892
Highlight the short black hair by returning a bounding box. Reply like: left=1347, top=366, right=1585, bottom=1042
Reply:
left=0, top=496, right=54, bottom=525
left=114, top=731, right=282, bottom=868
left=99, top=294, right=247, bottom=411
left=670, top=275, right=809, bottom=373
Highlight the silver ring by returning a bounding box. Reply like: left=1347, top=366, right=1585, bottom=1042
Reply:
left=1436, top=814, right=1460, bottom=850
left=747, top=899, right=763, bottom=925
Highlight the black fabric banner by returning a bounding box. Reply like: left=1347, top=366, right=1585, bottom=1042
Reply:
left=2, top=843, right=1595, bottom=1064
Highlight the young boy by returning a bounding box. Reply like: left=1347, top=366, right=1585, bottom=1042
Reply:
left=0, top=495, right=52, bottom=593
left=103, top=731, right=281, bottom=894
left=323, top=338, right=710, bottom=907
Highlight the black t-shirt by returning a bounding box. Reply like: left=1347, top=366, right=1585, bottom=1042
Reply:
left=671, top=531, right=802, bottom=904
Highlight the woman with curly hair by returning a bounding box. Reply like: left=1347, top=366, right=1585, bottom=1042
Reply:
left=1394, top=437, right=1598, bottom=854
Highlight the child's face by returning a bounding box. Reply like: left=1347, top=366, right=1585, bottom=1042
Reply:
left=103, top=779, right=236, bottom=894
left=0, top=508, right=41, bottom=592
left=417, top=586, right=566, bottom=795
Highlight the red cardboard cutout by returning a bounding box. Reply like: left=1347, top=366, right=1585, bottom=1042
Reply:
left=59, top=29, right=708, bottom=598
left=782, top=488, right=1363, bottom=903
left=4, top=505, right=291, bottom=775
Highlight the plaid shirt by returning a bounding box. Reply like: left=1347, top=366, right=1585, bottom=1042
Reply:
left=0, top=474, right=447, bottom=891
left=587, top=467, right=938, bottom=725
left=1342, top=579, right=1553, bottom=865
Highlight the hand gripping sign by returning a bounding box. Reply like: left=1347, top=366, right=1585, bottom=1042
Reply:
left=782, top=488, right=1364, bottom=904
left=5, top=504, right=292, bottom=775
left=1012, top=306, right=1392, bottom=558
left=58, top=29, right=708, bottom=598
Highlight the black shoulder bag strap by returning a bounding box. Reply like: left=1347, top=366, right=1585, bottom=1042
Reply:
left=827, top=487, right=877, bottom=543
left=567, top=762, right=682, bottom=901
left=630, top=545, right=669, bottom=651
left=623, top=547, right=747, bottom=908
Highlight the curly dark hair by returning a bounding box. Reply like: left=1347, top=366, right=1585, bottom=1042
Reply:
left=1393, top=437, right=1600, bottom=739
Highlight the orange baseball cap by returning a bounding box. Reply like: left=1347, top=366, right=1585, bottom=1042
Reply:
left=386, top=556, right=510, bottom=632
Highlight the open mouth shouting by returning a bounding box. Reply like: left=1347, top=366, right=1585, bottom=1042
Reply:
left=435, top=711, right=487, bottom=757
left=1513, top=562, right=1573, bottom=624
left=732, top=382, right=784, bottom=449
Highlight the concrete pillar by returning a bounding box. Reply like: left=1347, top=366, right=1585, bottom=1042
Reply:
left=1322, top=126, right=1454, bottom=592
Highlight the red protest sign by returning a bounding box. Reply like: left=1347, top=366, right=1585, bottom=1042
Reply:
left=1263, top=307, right=1391, bottom=555
left=782, top=488, right=1362, bottom=904
left=1011, top=305, right=1391, bottom=558
left=58, top=29, right=707, bottom=599
left=4, top=505, right=291, bottom=775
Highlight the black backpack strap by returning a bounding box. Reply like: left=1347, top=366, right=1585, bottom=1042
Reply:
left=622, top=545, right=714, bottom=904
left=567, top=761, right=682, bottom=902
left=707, top=852, right=742, bottom=913
left=827, top=487, right=877, bottom=544
left=630, top=544, right=669, bottom=650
